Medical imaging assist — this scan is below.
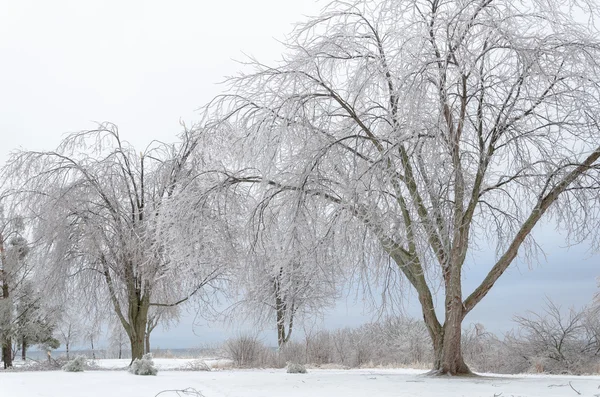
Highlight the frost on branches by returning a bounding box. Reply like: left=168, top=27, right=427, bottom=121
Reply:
left=3, top=125, right=233, bottom=361
left=204, top=0, right=600, bottom=375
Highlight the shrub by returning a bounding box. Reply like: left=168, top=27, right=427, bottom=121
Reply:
left=224, top=334, right=267, bottom=367
left=129, top=353, right=158, bottom=376
left=286, top=362, right=307, bottom=374
left=62, top=355, right=87, bottom=372
left=181, top=359, right=211, bottom=371
left=277, top=341, right=307, bottom=367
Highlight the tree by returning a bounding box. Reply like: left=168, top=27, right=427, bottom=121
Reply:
left=14, top=281, right=57, bottom=361
left=4, top=125, right=230, bottom=361
left=0, top=208, right=29, bottom=368
left=508, top=300, right=600, bottom=374
left=108, top=320, right=128, bottom=359
left=235, top=201, right=341, bottom=348
left=82, top=313, right=104, bottom=360
left=206, top=0, right=600, bottom=374
left=54, top=300, right=85, bottom=362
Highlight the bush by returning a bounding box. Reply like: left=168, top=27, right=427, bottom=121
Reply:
left=181, top=359, right=211, bottom=371
left=224, top=334, right=268, bottom=367
left=129, top=353, right=158, bottom=376
left=277, top=341, right=307, bottom=367
left=62, top=355, right=87, bottom=372
left=286, top=362, right=307, bottom=374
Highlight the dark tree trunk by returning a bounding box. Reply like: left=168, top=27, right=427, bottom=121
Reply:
left=126, top=292, right=149, bottom=363
left=130, top=333, right=145, bottom=362
left=431, top=315, right=472, bottom=375
left=2, top=338, right=11, bottom=369
left=105, top=259, right=151, bottom=363
left=421, top=266, right=472, bottom=376
left=403, top=255, right=473, bottom=376
left=274, top=270, right=294, bottom=348
left=21, top=337, right=26, bottom=361
left=145, top=331, right=150, bottom=355
left=1, top=274, right=12, bottom=369
left=90, top=336, right=95, bottom=360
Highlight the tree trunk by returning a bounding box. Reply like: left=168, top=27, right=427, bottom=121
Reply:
left=66, top=342, right=70, bottom=360
left=2, top=337, right=11, bottom=369
left=433, top=322, right=471, bottom=375
left=145, top=331, right=150, bottom=355
left=129, top=333, right=145, bottom=362
left=276, top=308, right=286, bottom=348
left=410, top=259, right=472, bottom=376
left=429, top=272, right=472, bottom=375
left=127, top=297, right=149, bottom=363
left=90, top=336, right=95, bottom=360
left=1, top=273, right=12, bottom=369
left=21, top=337, right=26, bottom=361
left=274, top=270, right=293, bottom=348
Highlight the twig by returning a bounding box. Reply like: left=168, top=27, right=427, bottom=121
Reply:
left=155, top=388, right=205, bottom=397
left=569, top=381, right=581, bottom=395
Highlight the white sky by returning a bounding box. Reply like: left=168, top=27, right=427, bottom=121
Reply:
left=1, top=0, right=598, bottom=350
left=0, top=0, right=320, bottom=158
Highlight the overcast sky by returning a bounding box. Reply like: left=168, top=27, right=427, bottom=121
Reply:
left=1, top=0, right=598, bottom=349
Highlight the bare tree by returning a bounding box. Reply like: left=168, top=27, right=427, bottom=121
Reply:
left=205, top=0, right=600, bottom=374
left=234, top=201, right=341, bottom=348
left=0, top=207, right=29, bottom=368
left=108, top=320, right=128, bottom=359
left=509, top=299, right=600, bottom=374
left=3, top=124, right=229, bottom=361
left=57, top=322, right=80, bottom=361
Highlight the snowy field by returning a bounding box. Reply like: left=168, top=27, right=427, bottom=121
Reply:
left=3, top=359, right=600, bottom=397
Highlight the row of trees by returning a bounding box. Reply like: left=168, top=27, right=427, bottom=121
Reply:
left=0, top=125, right=339, bottom=367
left=226, top=300, right=600, bottom=375
left=465, top=300, right=600, bottom=375
left=2, top=0, right=600, bottom=375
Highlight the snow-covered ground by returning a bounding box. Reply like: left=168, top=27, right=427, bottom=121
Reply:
left=94, top=358, right=232, bottom=370
left=2, top=359, right=600, bottom=397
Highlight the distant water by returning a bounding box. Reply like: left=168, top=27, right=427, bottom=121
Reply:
left=18, top=347, right=221, bottom=362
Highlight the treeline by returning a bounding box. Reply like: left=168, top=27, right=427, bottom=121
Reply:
left=224, top=301, right=600, bottom=375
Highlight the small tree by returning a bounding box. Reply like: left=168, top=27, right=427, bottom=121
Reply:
left=236, top=203, right=341, bottom=348
left=509, top=300, right=599, bottom=374
left=108, top=320, right=128, bottom=359
left=40, top=337, right=60, bottom=364
left=14, top=281, right=57, bottom=361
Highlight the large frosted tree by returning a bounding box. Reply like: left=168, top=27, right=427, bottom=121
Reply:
left=206, top=0, right=600, bottom=374
left=4, top=125, right=231, bottom=360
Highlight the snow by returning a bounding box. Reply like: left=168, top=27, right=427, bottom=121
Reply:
left=94, top=358, right=232, bottom=370
left=2, top=359, right=600, bottom=397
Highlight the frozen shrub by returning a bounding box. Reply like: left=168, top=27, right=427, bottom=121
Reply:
left=278, top=341, right=307, bottom=367
left=62, top=355, right=87, bottom=372
left=181, top=359, right=211, bottom=371
left=305, top=331, right=333, bottom=365
left=225, top=334, right=267, bottom=367
left=129, top=353, right=158, bottom=376
left=286, top=362, right=307, bottom=374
